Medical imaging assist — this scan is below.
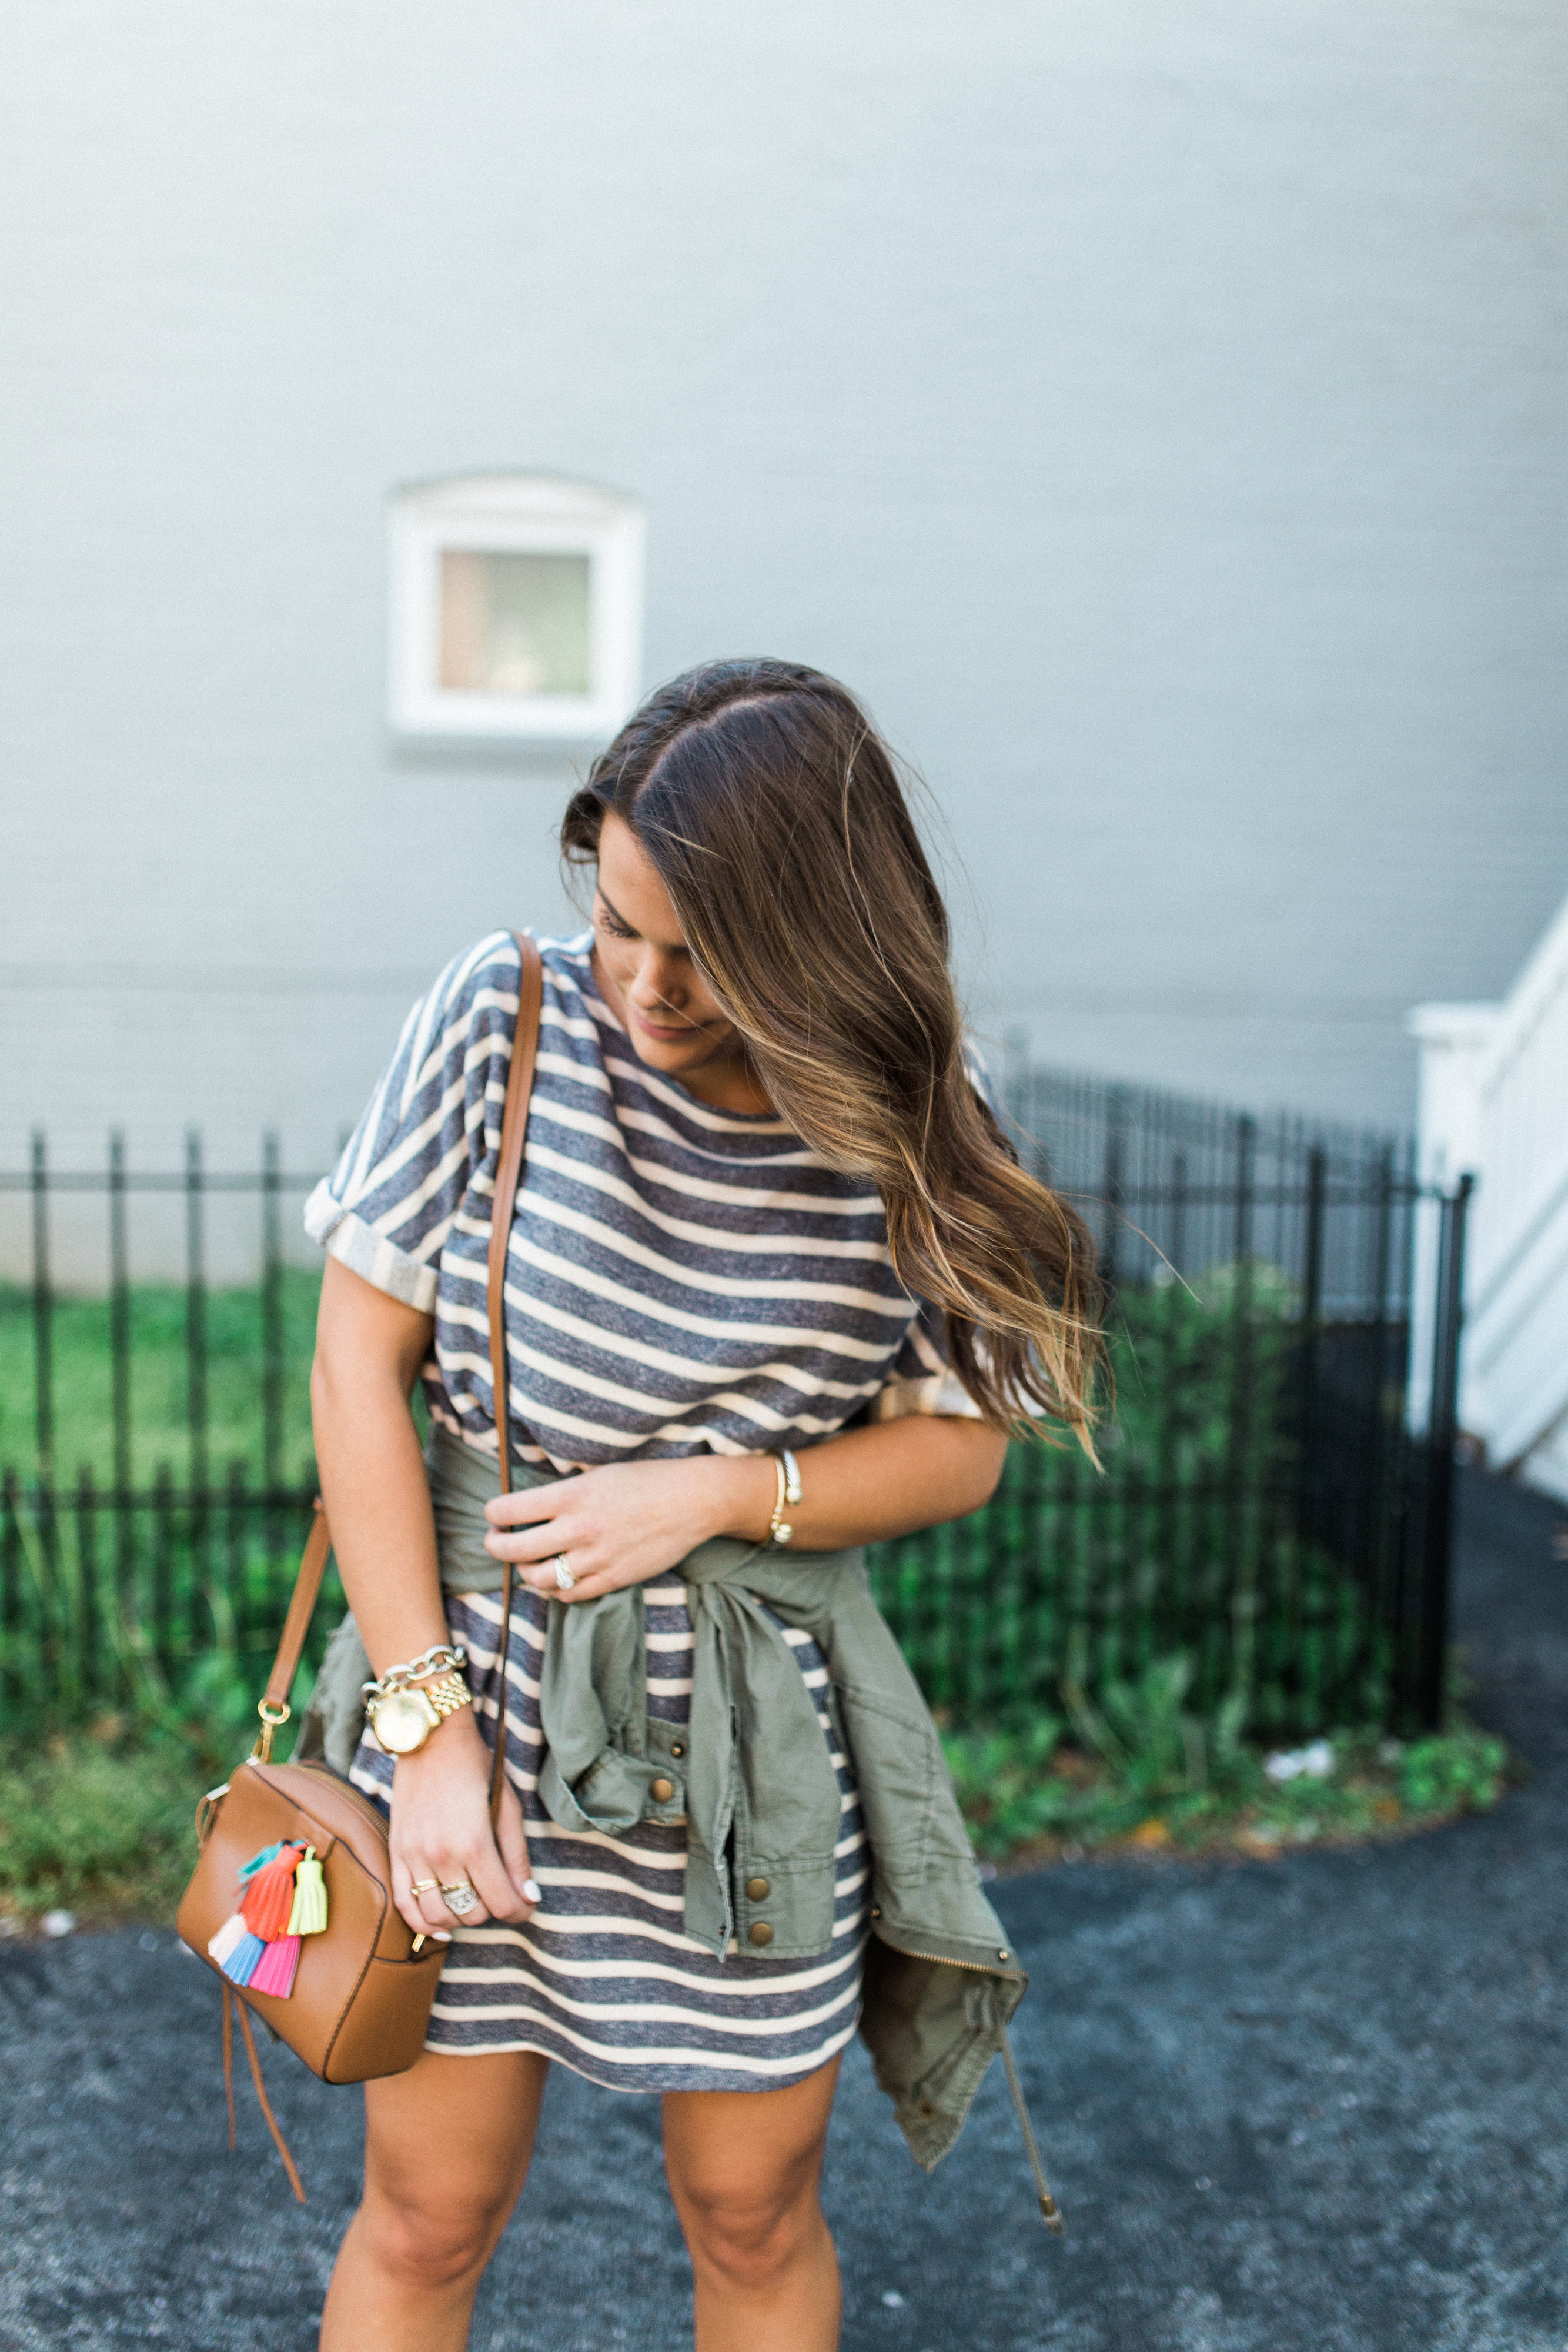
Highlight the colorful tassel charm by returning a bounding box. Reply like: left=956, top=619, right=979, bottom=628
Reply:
left=207, top=1912, right=251, bottom=1969
left=286, top=1847, right=329, bottom=1938
left=240, top=1844, right=305, bottom=1941
left=237, top=1840, right=287, bottom=1884
left=248, top=1934, right=302, bottom=1998
left=213, top=1841, right=320, bottom=2002
left=221, top=1930, right=268, bottom=1988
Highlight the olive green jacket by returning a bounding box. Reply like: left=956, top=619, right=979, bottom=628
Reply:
left=299, top=1429, right=1033, bottom=2180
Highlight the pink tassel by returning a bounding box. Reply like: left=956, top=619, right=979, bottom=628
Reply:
left=207, top=1913, right=250, bottom=1969
left=248, top=1934, right=301, bottom=1999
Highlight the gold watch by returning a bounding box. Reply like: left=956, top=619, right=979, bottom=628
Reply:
left=366, top=1670, right=473, bottom=1757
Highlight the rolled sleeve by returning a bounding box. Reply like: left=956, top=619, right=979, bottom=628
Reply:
left=870, top=1297, right=983, bottom=1422
left=303, top=1180, right=441, bottom=1314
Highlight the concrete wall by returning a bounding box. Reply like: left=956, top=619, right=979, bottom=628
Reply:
left=3, top=0, right=1565, bottom=1197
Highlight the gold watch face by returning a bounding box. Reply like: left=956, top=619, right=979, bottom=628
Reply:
left=371, top=1688, right=436, bottom=1755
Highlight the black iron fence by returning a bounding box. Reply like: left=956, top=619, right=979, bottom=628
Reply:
left=1, top=1134, right=328, bottom=1724
left=868, top=1065, right=1469, bottom=1736
left=1, top=1077, right=1470, bottom=1738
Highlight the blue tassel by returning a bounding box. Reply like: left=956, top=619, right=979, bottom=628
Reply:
left=221, top=1932, right=267, bottom=1988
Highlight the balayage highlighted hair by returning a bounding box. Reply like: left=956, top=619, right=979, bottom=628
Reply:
left=562, top=658, right=1103, bottom=1448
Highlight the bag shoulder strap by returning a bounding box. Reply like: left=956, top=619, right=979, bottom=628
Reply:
left=258, top=1505, right=333, bottom=1722
left=489, top=933, right=544, bottom=1500
left=483, top=933, right=543, bottom=1819
left=254, top=931, right=547, bottom=1820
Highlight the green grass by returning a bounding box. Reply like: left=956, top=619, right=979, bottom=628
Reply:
left=0, top=1267, right=323, bottom=1488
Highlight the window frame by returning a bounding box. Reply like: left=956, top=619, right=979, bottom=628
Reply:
left=387, top=475, right=646, bottom=743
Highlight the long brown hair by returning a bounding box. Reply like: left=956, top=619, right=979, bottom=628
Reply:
left=562, top=659, right=1103, bottom=1446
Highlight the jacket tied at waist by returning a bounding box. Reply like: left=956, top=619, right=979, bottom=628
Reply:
left=299, top=1427, right=1052, bottom=2200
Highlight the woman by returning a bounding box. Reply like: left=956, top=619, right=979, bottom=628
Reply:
left=305, top=659, right=1099, bottom=2352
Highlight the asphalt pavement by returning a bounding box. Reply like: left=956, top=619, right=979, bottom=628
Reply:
left=2, top=1468, right=1566, bottom=2352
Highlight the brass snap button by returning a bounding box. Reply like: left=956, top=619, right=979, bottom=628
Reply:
left=670, top=1742, right=685, bottom=1758
left=650, top=1777, right=674, bottom=1803
left=745, top=1876, right=770, bottom=1902
left=917, top=2099, right=936, bottom=2119
left=748, top=1922, right=773, bottom=1947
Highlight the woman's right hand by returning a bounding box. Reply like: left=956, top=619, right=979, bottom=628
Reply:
left=387, top=1709, right=539, bottom=1939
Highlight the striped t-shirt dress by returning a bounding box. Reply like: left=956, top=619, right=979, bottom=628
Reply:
left=305, top=928, right=981, bottom=2095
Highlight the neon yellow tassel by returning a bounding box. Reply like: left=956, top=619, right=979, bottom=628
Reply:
left=286, top=1846, right=329, bottom=1937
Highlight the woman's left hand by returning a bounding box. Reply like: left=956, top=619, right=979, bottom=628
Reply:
left=483, top=1455, right=771, bottom=1602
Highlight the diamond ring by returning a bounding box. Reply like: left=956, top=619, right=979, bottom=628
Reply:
left=441, top=1882, right=479, bottom=1916
left=551, top=1554, right=577, bottom=1591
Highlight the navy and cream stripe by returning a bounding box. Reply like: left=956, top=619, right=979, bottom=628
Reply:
left=305, top=929, right=978, bottom=1472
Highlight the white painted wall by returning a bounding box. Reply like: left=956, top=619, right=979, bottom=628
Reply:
left=1412, top=892, right=1568, bottom=1496
left=2, top=0, right=1565, bottom=1192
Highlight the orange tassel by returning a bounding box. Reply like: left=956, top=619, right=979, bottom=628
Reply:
left=240, top=1844, right=303, bottom=1942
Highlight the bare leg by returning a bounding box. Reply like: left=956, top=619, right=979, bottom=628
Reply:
left=662, top=2058, right=842, bottom=2352
left=320, top=2048, right=549, bottom=2352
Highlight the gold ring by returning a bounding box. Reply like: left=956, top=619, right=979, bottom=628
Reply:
left=410, top=1879, right=440, bottom=1897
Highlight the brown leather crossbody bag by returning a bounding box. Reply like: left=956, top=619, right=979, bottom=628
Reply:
left=176, top=934, right=544, bottom=2199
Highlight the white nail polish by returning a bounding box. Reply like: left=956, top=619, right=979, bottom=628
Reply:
left=523, top=1880, right=541, bottom=1903
left=435, top=1931, right=452, bottom=1942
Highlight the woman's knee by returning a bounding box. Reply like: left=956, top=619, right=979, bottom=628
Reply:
left=359, top=2176, right=509, bottom=2292
left=351, top=2048, right=544, bottom=2294
left=675, top=2172, right=823, bottom=2291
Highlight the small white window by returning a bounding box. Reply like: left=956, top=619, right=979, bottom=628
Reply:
left=388, top=475, right=645, bottom=742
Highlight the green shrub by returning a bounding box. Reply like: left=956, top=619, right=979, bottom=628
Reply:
left=941, top=1647, right=1514, bottom=1865
left=0, top=1725, right=209, bottom=1921
left=940, top=1716, right=1071, bottom=1855
left=1398, top=1729, right=1509, bottom=1817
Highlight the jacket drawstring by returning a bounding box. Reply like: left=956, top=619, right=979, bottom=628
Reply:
left=1000, top=2029, right=1066, bottom=2234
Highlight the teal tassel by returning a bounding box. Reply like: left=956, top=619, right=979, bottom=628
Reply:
left=238, top=1840, right=286, bottom=1885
